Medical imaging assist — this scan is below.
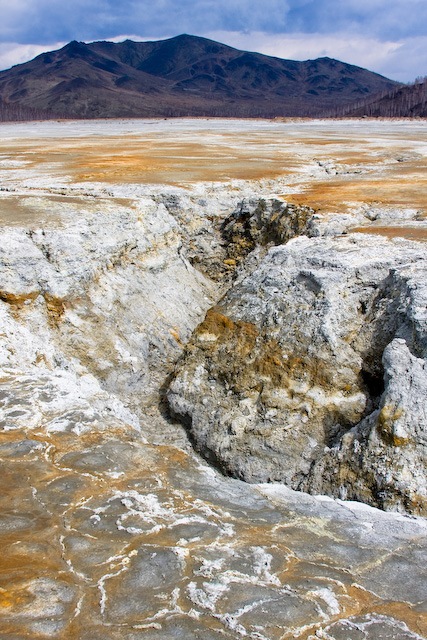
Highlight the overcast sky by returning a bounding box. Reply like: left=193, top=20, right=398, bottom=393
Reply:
left=0, top=0, right=425, bottom=81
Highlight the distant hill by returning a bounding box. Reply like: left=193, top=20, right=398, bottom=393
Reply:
left=0, top=34, right=400, bottom=120
left=333, top=77, right=427, bottom=118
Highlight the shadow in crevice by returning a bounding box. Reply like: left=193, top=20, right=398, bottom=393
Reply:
left=361, top=368, right=385, bottom=406
left=157, top=368, right=236, bottom=478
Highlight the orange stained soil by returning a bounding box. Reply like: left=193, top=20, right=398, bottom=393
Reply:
left=0, top=124, right=426, bottom=239
left=350, top=225, right=427, bottom=242
left=285, top=166, right=427, bottom=216
left=0, top=129, right=421, bottom=188
left=0, top=135, right=298, bottom=184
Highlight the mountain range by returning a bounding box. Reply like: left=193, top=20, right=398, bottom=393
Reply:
left=0, top=34, right=401, bottom=119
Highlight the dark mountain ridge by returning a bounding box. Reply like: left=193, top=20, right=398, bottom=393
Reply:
left=0, top=34, right=401, bottom=119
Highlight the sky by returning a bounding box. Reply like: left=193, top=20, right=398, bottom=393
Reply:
left=0, top=0, right=425, bottom=82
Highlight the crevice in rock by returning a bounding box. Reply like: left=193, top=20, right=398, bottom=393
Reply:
left=160, top=194, right=315, bottom=284
left=165, top=399, right=236, bottom=479
left=322, top=413, right=355, bottom=449
left=220, top=198, right=315, bottom=276
left=360, top=368, right=385, bottom=407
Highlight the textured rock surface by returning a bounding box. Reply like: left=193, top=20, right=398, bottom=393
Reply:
left=0, top=119, right=426, bottom=639
left=2, top=392, right=427, bottom=638
left=168, top=234, right=427, bottom=513
left=0, top=197, right=218, bottom=411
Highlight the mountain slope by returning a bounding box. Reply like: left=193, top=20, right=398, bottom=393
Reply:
left=335, top=77, right=427, bottom=117
left=0, top=34, right=400, bottom=119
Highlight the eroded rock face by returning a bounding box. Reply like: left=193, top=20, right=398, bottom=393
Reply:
left=0, top=197, right=218, bottom=411
left=308, top=337, right=427, bottom=513
left=167, top=234, right=427, bottom=514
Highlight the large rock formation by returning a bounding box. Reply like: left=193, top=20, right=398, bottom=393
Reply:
left=167, top=234, right=427, bottom=514
left=1, top=186, right=426, bottom=517
left=0, top=35, right=399, bottom=120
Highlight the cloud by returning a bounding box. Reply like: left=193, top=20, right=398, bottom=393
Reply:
left=0, top=42, right=66, bottom=71
left=0, top=0, right=292, bottom=43
left=2, top=0, right=425, bottom=44
left=206, top=30, right=401, bottom=68
left=375, top=36, right=427, bottom=81
left=284, top=0, right=427, bottom=39
left=0, top=0, right=425, bottom=81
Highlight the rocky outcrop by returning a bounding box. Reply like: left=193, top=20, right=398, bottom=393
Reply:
left=159, top=195, right=315, bottom=283
left=167, top=234, right=427, bottom=515
left=2, top=189, right=426, bottom=516
left=220, top=198, right=314, bottom=270
left=307, top=336, right=427, bottom=513
left=0, top=197, right=218, bottom=413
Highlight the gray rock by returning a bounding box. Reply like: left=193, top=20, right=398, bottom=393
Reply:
left=168, top=234, right=427, bottom=514
left=311, top=614, right=425, bottom=640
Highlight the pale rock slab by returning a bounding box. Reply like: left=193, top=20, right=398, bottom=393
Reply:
left=0, top=197, right=218, bottom=412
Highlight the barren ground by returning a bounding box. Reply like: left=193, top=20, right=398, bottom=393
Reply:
left=0, top=118, right=426, bottom=640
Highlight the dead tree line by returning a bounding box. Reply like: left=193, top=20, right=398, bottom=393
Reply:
left=329, top=77, right=427, bottom=118
left=0, top=99, right=65, bottom=122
